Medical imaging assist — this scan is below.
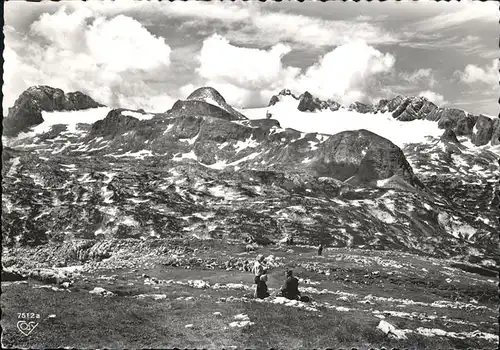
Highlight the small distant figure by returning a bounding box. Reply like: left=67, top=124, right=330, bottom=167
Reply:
left=255, top=274, right=270, bottom=299
left=280, top=270, right=301, bottom=300
left=317, top=243, right=324, bottom=256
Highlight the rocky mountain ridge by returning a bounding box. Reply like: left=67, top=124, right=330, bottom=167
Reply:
left=268, top=89, right=499, bottom=146
left=3, top=85, right=105, bottom=137
left=2, top=86, right=499, bottom=266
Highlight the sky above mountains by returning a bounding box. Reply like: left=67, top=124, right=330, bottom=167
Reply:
left=3, top=0, right=498, bottom=116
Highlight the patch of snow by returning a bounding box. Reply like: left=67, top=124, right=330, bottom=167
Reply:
left=101, top=186, right=114, bottom=204
left=234, top=135, right=259, bottom=153
left=134, top=294, right=167, bottom=300
left=121, top=110, right=154, bottom=120
left=109, top=150, right=153, bottom=159
left=244, top=98, right=443, bottom=148
left=6, top=157, right=21, bottom=177
left=12, top=108, right=110, bottom=140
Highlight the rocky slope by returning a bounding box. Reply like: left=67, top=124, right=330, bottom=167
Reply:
left=3, top=86, right=104, bottom=137
left=2, top=86, right=499, bottom=266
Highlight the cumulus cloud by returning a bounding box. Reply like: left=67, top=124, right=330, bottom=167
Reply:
left=192, top=35, right=395, bottom=107
left=190, top=34, right=301, bottom=107
left=3, top=6, right=174, bottom=114
left=197, top=34, right=299, bottom=91
left=293, top=41, right=395, bottom=104
left=419, top=90, right=447, bottom=105
left=455, top=59, right=498, bottom=87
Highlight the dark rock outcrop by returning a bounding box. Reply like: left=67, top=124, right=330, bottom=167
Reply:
left=440, top=129, right=460, bottom=144
left=1, top=268, right=26, bottom=282
left=382, top=95, right=405, bottom=113
left=268, top=95, right=280, bottom=107
left=3, top=86, right=104, bottom=136
left=269, top=89, right=340, bottom=112
left=435, top=108, right=468, bottom=130
left=472, top=115, right=494, bottom=146
left=391, top=97, right=437, bottom=121
left=491, top=118, right=500, bottom=146
left=454, top=115, right=478, bottom=136
left=89, top=109, right=142, bottom=138
left=312, top=129, right=421, bottom=187
left=297, top=91, right=324, bottom=112
left=327, top=99, right=341, bottom=111
left=348, top=102, right=376, bottom=114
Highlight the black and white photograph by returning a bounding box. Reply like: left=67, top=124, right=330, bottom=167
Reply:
left=1, top=0, right=499, bottom=349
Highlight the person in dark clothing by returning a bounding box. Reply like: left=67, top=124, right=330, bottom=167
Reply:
left=280, top=270, right=301, bottom=300
left=255, top=274, right=270, bottom=299
left=317, top=243, right=324, bottom=256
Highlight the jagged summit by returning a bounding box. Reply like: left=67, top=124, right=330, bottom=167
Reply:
left=3, top=85, right=104, bottom=137
left=187, top=86, right=228, bottom=105
left=266, top=89, right=500, bottom=146
left=184, top=86, right=247, bottom=121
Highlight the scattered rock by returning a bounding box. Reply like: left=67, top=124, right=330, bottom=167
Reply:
left=89, top=287, right=114, bottom=297
left=377, top=320, right=408, bottom=340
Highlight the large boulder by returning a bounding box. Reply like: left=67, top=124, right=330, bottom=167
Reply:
left=3, top=86, right=104, bottom=136
left=472, top=115, right=494, bottom=146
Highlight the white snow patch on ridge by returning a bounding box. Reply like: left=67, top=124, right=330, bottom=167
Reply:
left=14, top=108, right=111, bottom=139
left=121, top=110, right=154, bottom=120
left=242, top=97, right=443, bottom=148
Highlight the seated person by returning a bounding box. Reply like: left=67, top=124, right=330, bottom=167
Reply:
left=255, top=274, right=270, bottom=299
left=280, top=270, right=301, bottom=300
